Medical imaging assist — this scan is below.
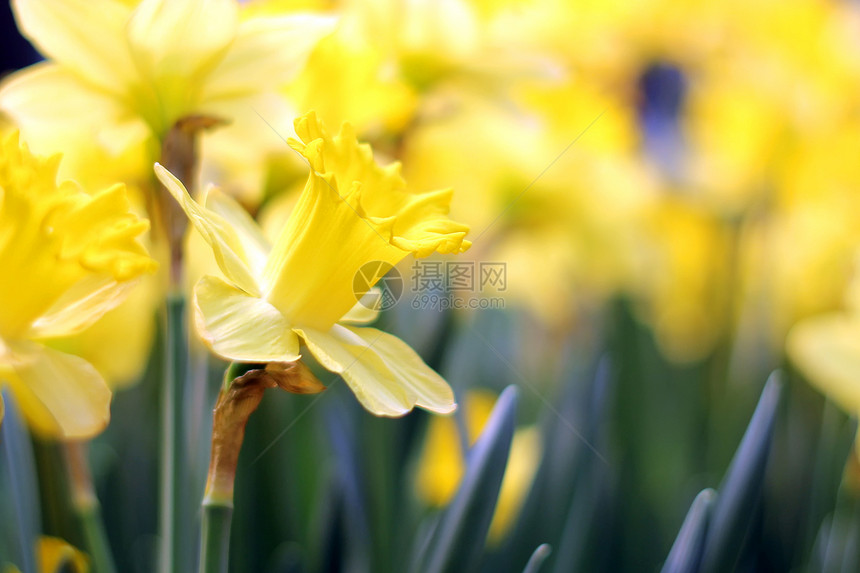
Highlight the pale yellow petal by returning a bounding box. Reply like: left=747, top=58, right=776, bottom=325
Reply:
left=296, top=325, right=455, bottom=416
left=340, top=287, right=382, bottom=325
left=204, top=13, right=337, bottom=101
left=194, top=275, right=300, bottom=363
left=787, top=314, right=860, bottom=412
left=198, top=92, right=299, bottom=204
left=11, top=0, right=135, bottom=90
left=127, top=0, right=238, bottom=80
left=48, top=273, right=161, bottom=390
left=27, top=277, right=137, bottom=340
left=154, top=163, right=260, bottom=296
left=203, top=186, right=271, bottom=278
left=0, top=64, right=148, bottom=160
left=3, top=342, right=111, bottom=439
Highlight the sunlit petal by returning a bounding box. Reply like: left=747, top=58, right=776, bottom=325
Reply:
left=296, top=324, right=456, bottom=416
left=127, top=0, right=238, bottom=81
left=204, top=13, right=337, bottom=102
left=11, top=0, right=135, bottom=89
left=2, top=342, right=111, bottom=439
left=340, top=287, right=382, bottom=325
left=194, top=275, right=300, bottom=363
left=28, top=276, right=137, bottom=340
left=203, top=186, right=271, bottom=279
left=155, top=163, right=260, bottom=296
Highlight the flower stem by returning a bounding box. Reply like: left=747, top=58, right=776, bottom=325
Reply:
left=155, top=115, right=226, bottom=573
left=64, top=442, right=116, bottom=573
left=199, top=503, right=233, bottom=573
left=159, top=293, right=187, bottom=573
left=198, top=367, right=279, bottom=573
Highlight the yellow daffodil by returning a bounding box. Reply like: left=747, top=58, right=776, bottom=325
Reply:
left=0, top=0, right=334, bottom=190
left=37, top=536, right=89, bottom=573
left=415, top=390, right=540, bottom=543
left=4, top=536, right=89, bottom=573
left=155, top=111, right=470, bottom=415
left=0, top=133, right=155, bottom=438
left=788, top=267, right=860, bottom=455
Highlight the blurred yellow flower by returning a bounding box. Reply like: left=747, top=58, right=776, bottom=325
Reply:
left=630, top=198, right=734, bottom=363
left=0, top=0, right=334, bottom=187
left=286, top=12, right=417, bottom=134
left=788, top=268, right=860, bottom=454
left=0, top=133, right=155, bottom=438
left=415, top=390, right=540, bottom=543
left=156, top=111, right=470, bottom=416
left=4, top=536, right=89, bottom=573
left=37, top=536, right=89, bottom=573
left=50, top=272, right=162, bottom=389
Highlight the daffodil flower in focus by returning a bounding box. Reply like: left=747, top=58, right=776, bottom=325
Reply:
left=155, top=111, right=470, bottom=415
left=0, top=133, right=156, bottom=438
left=0, top=0, right=335, bottom=183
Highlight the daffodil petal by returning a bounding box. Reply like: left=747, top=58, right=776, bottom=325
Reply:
left=0, top=64, right=147, bottom=159
left=28, top=276, right=137, bottom=340
left=127, top=0, right=238, bottom=80
left=296, top=324, right=456, bottom=416
left=204, top=13, right=337, bottom=101
left=787, top=314, right=860, bottom=411
left=194, top=275, right=300, bottom=363
left=203, top=186, right=271, bottom=279
left=3, top=342, right=111, bottom=439
left=340, top=287, right=382, bottom=325
left=11, top=0, right=135, bottom=90
left=155, top=163, right=260, bottom=296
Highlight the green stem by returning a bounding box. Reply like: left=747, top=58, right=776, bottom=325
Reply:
left=198, top=366, right=283, bottom=573
left=159, top=293, right=187, bottom=573
left=64, top=442, right=115, bottom=573
left=79, top=505, right=115, bottom=573
left=199, top=504, right=233, bottom=573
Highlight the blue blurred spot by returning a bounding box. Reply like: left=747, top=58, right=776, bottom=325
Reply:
left=637, top=62, right=687, bottom=178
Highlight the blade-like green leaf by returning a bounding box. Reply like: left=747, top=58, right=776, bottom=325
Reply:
left=411, top=385, right=518, bottom=573
left=699, top=372, right=783, bottom=573
left=522, top=544, right=552, bottom=573
left=0, top=390, right=41, bottom=573
left=662, top=488, right=716, bottom=573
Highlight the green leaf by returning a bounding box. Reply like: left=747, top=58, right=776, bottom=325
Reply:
left=0, top=390, right=41, bottom=573
left=662, top=488, right=716, bottom=573
left=522, top=544, right=552, bottom=573
left=699, top=372, right=783, bottom=573
left=410, top=385, right=518, bottom=573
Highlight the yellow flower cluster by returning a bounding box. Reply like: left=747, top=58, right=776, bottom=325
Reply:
left=0, top=133, right=155, bottom=438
